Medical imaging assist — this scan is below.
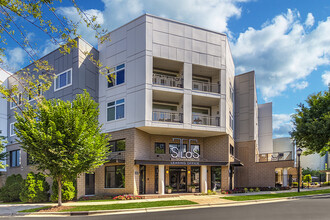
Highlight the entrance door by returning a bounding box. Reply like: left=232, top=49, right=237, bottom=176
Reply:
left=85, top=173, right=95, bottom=195
left=169, top=167, right=187, bottom=193
left=191, top=166, right=200, bottom=192
left=139, top=165, right=146, bottom=194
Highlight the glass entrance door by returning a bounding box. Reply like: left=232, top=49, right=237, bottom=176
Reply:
left=139, top=165, right=146, bottom=194
left=191, top=167, right=200, bottom=192
left=169, top=167, right=187, bottom=193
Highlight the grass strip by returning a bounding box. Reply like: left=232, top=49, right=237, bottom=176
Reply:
left=223, top=189, right=330, bottom=201
left=76, top=199, right=116, bottom=203
left=61, top=200, right=197, bottom=212
left=19, top=206, right=53, bottom=213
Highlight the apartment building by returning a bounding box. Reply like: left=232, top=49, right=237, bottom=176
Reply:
left=4, top=14, right=295, bottom=198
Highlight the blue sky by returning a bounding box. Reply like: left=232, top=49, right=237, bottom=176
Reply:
left=2, top=0, right=330, bottom=138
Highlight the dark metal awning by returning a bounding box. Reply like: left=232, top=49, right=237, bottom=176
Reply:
left=135, top=160, right=228, bottom=166
left=230, top=158, right=244, bottom=166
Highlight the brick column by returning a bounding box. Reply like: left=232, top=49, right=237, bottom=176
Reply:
left=201, top=165, right=207, bottom=193
left=76, top=174, right=85, bottom=199
left=283, top=168, right=288, bottom=187
left=221, top=166, right=230, bottom=190
left=158, top=165, right=165, bottom=195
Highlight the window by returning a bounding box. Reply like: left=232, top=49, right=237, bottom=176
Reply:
left=191, top=144, right=200, bottom=154
left=55, top=69, right=72, bottom=91
left=10, top=150, right=20, bottom=167
left=28, top=83, right=43, bottom=101
left=230, top=144, right=234, bottom=156
left=211, top=167, right=221, bottom=191
left=107, top=64, right=125, bottom=88
left=169, top=143, right=187, bottom=154
left=230, top=83, right=234, bottom=101
left=155, top=143, right=165, bottom=154
left=105, top=165, right=125, bottom=188
left=107, top=99, right=125, bottom=121
left=10, top=93, right=22, bottom=108
left=10, top=122, right=16, bottom=136
left=109, top=139, right=126, bottom=152
left=27, top=153, right=37, bottom=165
left=229, top=112, right=234, bottom=130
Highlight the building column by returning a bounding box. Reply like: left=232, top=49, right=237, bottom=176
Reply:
left=201, top=165, right=207, bottom=193
left=158, top=165, right=165, bottom=195
left=133, top=165, right=139, bottom=195
left=76, top=174, right=85, bottom=199
left=283, top=168, right=288, bottom=187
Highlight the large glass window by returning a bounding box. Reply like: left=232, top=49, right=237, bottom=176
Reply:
left=10, top=150, right=20, bottom=167
left=107, top=64, right=125, bottom=88
left=229, top=112, right=234, bottom=130
left=191, top=144, right=200, bottom=154
left=155, top=143, right=165, bottom=154
left=10, top=122, right=16, bottom=136
left=107, top=99, right=125, bottom=121
left=191, top=167, right=200, bottom=192
left=169, top=143, right=187, bottom=154
left=109, top=139, right=126, bottom=152
left=211, top=166, right=221, bottom=191
left=55, top=69, right=72, bottom=91
left=105, top=165, right=125, bottom=188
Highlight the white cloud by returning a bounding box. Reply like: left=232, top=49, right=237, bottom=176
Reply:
left=0, top=47, right=27, bottom=72
left=57, top=7, right=105, bottom=45
left=58, top=0, right=251, bottom=46
left=231, top=10, right=330, bottom=101
left=305, top=13, right=314, bottom=27
left=290, top=81, right=308, bottom=91
left=273, top=114, right=293, bottom=138
left=322, top=71, right=330, bottom=86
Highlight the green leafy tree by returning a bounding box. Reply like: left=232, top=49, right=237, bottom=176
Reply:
left=19, top=172, right=50, bottom=203
left=303, top=174, right=312, bottom=189
left=0, top=136, right=7, bottom=169
left=14, top=90, right=110, bottom=206
left=0, top=174, right=23, bottom=202
left=50, top=180, right=75, bottom=202
left=291, top=89, right=330, bottom=155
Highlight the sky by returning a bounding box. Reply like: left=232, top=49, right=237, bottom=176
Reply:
left=2, top=0, right=330, bottom=138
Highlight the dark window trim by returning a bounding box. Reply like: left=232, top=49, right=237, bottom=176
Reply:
left=9, top=149, right=20, bottom=167
left=154, top=142, right=166, bottom=154
left=104, top=165, right=125, bottom=188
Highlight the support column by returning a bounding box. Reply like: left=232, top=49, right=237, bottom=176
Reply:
left=133, top=165, right=139, bottom=195
left=283, top=168, right=288, bottom=187
left=158, top=165, right=165, bottom=195
left=201, top=165, right=207, bottom=194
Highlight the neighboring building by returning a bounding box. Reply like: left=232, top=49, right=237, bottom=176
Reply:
left=3, top=14, right=296, bottom=198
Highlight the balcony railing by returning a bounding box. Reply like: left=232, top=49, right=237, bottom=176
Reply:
left=258, top=151, right=293, bottom=162
left=192, top=115, right=220, bottom=126
left=152, top=111, right=183, bottom=123
left=192, top=80, right=220, bottom=93
left=153, top=74, right=183, bottom=88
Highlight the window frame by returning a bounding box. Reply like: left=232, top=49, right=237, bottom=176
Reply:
left=107, top=64, right=125, bottom=88
left=9, top=149, right=20, bottom=167
left=10, top=122, right=16, bottom=136
left=10, top=93, right=22, bottom=109
left=230, top=144, right=234, bottom=156
left=155, top=142, right=166, bottom=154
left=104, top=165, right=125, bottom=189
left=109, top=139, right=126, bottom=152
left=229, top=112, right=234, bottom=130
left=106, top=98, right=125, bottom=122
left=54, top=68, right=72, bottom=91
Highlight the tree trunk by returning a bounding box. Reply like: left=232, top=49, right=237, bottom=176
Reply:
left=57, top=177, right=62, bottom=206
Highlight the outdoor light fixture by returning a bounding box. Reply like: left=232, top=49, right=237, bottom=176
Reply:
left=297, top=147, right=303, bottom=193
left=188, top=171, right=191, bottom=174
left=166, top=170, right=169, bottom=174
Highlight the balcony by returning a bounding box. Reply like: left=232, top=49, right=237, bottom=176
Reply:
left=152, top=111, right=183, bottom=123
left=192, top=80, right=220, bottom=94
left=258, top=151, right=293, bottom=162
left=192, top=115, right=220, bottom=126
left=153, top=73, right=183, bottom=88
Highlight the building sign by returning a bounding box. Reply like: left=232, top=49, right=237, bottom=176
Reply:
left=170, top=138, right=200, bottom=159
left=170, top=161, right=200, bottom=165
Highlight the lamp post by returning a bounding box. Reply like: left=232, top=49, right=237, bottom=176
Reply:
left=297, top=148, right=303, bottom=193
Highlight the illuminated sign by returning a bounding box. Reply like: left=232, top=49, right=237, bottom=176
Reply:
left=170, top=138, right=200, bottom=159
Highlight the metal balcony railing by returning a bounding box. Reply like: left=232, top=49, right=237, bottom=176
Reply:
left=258, top=151, right=293, bottom=162
left=153, top=74, right=183, bottom=88
left=192, top=80, right=220, bottom=93
left=192, top=115, right=220, bottom=126
left=152, top=111, right=183, bottom=123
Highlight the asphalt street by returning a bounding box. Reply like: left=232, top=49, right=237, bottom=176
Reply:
left=3, top=194, right=330, bottom=220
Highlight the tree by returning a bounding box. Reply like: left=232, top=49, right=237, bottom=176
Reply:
left=291, top=89, right=330, bottom=156
left=0, top=136, right=7, bottom=169
left=14, top=90, right=110, bottom=206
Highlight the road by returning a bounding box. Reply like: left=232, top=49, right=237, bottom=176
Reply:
left=3, top=194, right=330, bottom=220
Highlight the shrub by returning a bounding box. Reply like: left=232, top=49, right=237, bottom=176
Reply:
left=19, top=172, right=50, bottom=203
left=113, top=195, right=142, bottom=200
left=292, top=182, right=298, bottom=187
left=244, top=188, right=248, bottom=193
left=255, top=188, right=260, bottom=192
left=0, top=174, right=23, bottom=202
left=249, top=188, right=254, bottom=192
left=207, top=190, right=216, bottom=195
left=51, top=180, right=75, bottom=202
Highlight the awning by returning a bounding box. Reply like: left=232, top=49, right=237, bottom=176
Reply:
left=230, top=158, right=244, bottom=166
left=135, top=160, right=228, bottom=166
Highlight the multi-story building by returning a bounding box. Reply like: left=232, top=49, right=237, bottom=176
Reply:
left=3, top=14, right=296, bottom=198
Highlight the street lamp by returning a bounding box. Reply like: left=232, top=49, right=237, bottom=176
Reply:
left=297, top=148, right=303, bottom=193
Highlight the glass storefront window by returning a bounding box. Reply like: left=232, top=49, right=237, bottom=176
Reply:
left=191, top=167, right=200, bottom=192
left=211, top=166, right=221, bottom=191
